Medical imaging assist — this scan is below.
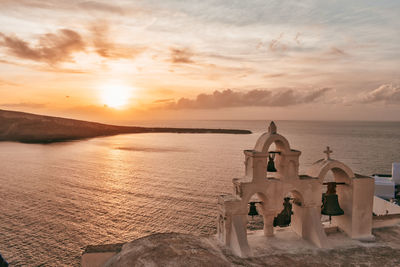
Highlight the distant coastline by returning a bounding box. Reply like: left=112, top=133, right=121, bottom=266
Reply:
left=0, top=109, right=252, bottom=144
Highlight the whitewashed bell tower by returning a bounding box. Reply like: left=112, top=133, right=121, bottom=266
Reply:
left=217, top=121, right=374, bottom=257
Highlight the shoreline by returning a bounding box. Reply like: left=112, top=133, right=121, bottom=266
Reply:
left=4, top=127, right=252, bottom=144
left=0, top=109, right=252, bottom=144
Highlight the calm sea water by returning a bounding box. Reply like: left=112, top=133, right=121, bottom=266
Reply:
left=0, top=120, right=399, bottom=266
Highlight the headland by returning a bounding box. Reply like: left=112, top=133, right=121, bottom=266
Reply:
left=0, top=109, right=252, bottom=144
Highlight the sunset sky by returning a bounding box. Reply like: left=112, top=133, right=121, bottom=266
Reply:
left=0, top=0, right=399, bottom=122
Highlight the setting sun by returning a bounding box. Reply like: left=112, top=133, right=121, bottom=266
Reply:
left=99, top=82, right=133, bottom=109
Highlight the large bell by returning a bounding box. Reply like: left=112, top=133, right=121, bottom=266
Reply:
left=321, top=182, right=344, bottom=217
left=248, top=202, right=259, bottom=218
left=267, top=154, right=277, bottom=172
left=273, top=197, right=293, bottom=227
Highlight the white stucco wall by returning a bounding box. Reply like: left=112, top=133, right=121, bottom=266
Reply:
left=373, top=196, right=400, bottom=216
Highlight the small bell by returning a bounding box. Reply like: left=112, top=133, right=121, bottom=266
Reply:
left=273, top=197, right=293, bottom=227
left=248, top=202, right=259, bottom=218
left=321, top=182, right=344, bottom=221
left=267, top=154, right=277, bottom=172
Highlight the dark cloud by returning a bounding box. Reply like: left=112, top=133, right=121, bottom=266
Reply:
left=1, top=102, right=47, bottom=108
left=359, top=84, right=400, bottom=104
left=163, top=88, right=332, bottom=109
left=0, top=29, right=85, bottom=64
left=170, top=48, right=194, bottom=64
left=0, top=24, right=144, bottom=66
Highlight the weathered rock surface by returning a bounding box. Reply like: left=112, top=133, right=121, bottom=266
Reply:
left=103, top=233, right=231, bottom=267
left=99, top=226, right=400, bottom=267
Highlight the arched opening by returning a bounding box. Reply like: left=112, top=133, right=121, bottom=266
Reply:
left=317, top=162, right=353, bottom=185
left=264, top=141, right=287, bottom=179
left=266, top=143, right=278, bottom=178
left=319, top=167, right=352, bottom=234
left=273, top=190, right=303, bottom=232
left=246, top=192, right=267, bottom=232
left=258, top=134, right=291, bottom=154
left=320, top=170, right=336, bottom=224
left=245, top=191, right=281, bottom=253
left=331, top=167, right=352, bottom=184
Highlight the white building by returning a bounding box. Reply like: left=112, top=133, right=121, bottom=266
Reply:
left=372, top=163, right=400, bottom=200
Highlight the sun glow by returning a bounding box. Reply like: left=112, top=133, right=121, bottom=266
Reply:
left=100, top=82, right=134, bottom=109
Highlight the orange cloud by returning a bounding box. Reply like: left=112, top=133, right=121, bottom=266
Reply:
left=90, top=22, right=145, bottom=59
left=169, top=48, right=195, bottom=64
left=0, top=29, right=85, bottom=64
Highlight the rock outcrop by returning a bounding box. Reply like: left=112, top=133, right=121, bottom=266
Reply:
left=104, top=233, right=231, bottom=267
left=82, top=225, right=400, bottom=267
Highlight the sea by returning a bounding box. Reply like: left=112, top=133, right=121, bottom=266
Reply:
left=0, top=120, right=399, bottom=266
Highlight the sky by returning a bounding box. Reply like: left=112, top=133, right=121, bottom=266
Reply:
left=0, top=0, right=399, bottom=122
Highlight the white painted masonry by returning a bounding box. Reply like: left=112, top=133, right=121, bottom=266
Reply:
left=217, top=122, right=375, bottom=257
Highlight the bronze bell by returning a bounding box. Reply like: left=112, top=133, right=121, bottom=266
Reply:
left=321, top=182, right=344, bottom=218
left=273, top=197, right=293, bottom=227
left=267, top=154, right=277, bottom=172
left=248, top=202, right=259, bottom=218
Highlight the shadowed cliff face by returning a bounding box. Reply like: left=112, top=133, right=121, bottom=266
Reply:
left=0, top=109, right=251, bottom=143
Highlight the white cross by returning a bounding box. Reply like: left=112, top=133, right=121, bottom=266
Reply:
left=324, top=146, right=333, bottom=160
